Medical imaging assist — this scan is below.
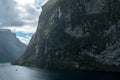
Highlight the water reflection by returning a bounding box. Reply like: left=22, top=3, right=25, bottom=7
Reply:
left=0, top=63, right=120, bottom=80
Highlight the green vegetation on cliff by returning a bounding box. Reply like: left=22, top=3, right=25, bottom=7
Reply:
left=13, top=0, right=120, bottom=71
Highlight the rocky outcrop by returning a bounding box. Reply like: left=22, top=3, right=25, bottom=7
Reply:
left=14, top=0, right=120, bottom=71
left=0, top=29, right=26, bottom=62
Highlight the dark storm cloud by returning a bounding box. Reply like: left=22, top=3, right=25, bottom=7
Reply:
left=0, top=0, right=25, bottom=27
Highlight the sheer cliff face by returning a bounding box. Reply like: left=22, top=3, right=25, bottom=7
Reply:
left=17, top=0, right=120, bottom=70
left=0, top=29, right=26, bottom=62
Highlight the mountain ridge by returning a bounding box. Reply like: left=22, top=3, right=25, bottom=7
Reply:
left=13, top=0, right=120, bottom=72
left=0, top=29, right=26, bottom=62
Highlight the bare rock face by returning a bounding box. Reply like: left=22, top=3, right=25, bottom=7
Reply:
left=0, top=29, right=26, bottom=62
left=15, top=0, right=120, bottom=71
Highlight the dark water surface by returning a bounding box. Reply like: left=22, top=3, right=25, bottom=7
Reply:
left=0, top=63, right=120, bottom=80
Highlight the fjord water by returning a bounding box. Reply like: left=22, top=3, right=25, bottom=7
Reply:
left=0, top=63, right=120, bottom=80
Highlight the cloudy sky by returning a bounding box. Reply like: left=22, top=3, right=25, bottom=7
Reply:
left=0, top=0, right=48, bottom=44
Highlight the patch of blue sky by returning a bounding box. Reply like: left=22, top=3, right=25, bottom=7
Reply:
left=16, top=32, right=33, bottom=39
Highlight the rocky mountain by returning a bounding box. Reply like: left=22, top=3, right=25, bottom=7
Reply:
left=14, top=0, right=120, bottom=71
left=0, top=29, right=26, bottom=62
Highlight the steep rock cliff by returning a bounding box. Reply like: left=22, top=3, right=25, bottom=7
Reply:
left=0, top=29, right=26, bottom=62
left=15, top=0, right=120, bottom=71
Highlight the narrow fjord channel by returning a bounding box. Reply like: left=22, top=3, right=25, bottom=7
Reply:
left=0, top=63, right=120, bottom=80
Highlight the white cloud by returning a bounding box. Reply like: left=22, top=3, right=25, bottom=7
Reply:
left=0, top=0, right=24, bottom=27
left=35, top=0, right=48, bottom=8
left=2, top=25, right=35, bottom=45
left=2, top=25, right=37, bottom=33
left=0, top=0, right=48, bottom=44
left=17, top=36, right=31, bottom=45
left=14, top=0, right=35, bottom=6
left=0, top=0, right=48, bottom=27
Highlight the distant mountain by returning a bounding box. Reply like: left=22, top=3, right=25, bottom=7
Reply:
left=0, top=29, right=26, bottom=62
left=14, top=0, right=120, bottom=71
